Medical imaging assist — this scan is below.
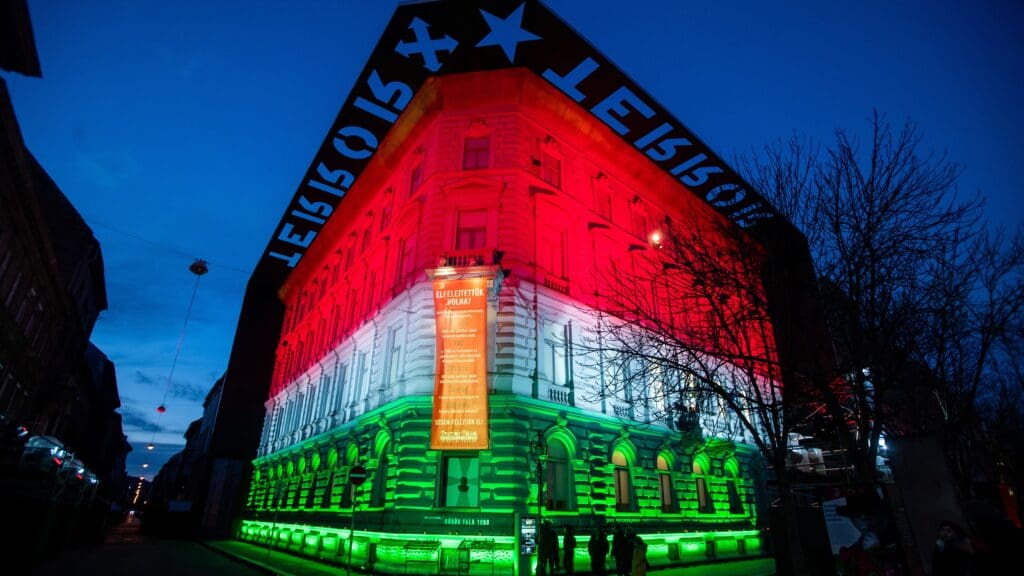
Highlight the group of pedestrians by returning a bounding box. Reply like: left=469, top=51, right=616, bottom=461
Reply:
left=537, top=522, right=648, bottom=576
left=536, top=521, right=575, bottom=576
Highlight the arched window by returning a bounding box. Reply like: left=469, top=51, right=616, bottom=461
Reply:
left=612, top=448, right=635, bottom=512
left=272, top=463, right=284, bottom=509
left=322, top=447, right=338, bottom=508
left=657, top=453, right=678, bottom=512
left=261, top=467, right=273, bottom=510
left=293, top=456, right=306, bottom=508
left=305, top=451, right=321, bottom=509
left=370, top=440, right=390, bottom=508
left=284, top=460, right=298, bottom=509
left=341, top=442, right=359, bottom=508
left=693, top=453, right=714, bottom=514
left=545, top=438, right=573, bottom=511
left=724, top=457, right=744, bottom=514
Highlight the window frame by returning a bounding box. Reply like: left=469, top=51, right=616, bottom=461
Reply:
left=657, top=453, right=678, bottom=513
left=544, top=438, right=574, bottom=511
left=455, top=208, right=489, bottom=250
left=693, top=456, right=715, bottom=514
left=462, top=135, right=491, bottom=170
left=612, top=448, right=635, bottom=513
left=439, top=454, right=481, bottom=508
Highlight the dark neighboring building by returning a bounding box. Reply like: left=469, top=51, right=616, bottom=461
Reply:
left=1, top=0, right=129, bottom=566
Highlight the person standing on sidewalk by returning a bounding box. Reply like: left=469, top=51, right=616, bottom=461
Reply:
left=612, top=527, right=633, bottom=576
left=562, top=525, right=577, bottom=575
left=631, top=536, right=649, bottom=576
left=588, top=527, right=609, bottom=576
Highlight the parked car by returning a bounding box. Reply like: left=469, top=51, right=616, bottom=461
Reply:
left=20, top=434, right=67, bottom=471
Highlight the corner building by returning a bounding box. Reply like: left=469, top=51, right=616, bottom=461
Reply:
left=237, top=2, right=786, bottom=574
left=243, top=71, right=767, bottom=574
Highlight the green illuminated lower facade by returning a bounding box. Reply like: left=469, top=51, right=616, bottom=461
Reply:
left=241, top=395, right=770, bottom=574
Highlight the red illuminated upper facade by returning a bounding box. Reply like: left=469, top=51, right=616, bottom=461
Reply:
left=270, top=69, right=771, bottom=401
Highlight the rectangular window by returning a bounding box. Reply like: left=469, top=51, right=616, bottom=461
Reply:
left=353, top=352, right=368, bottom=409
left=631, top=201, right=649, bottom=239
left=614, top=467, right=632, bottom=512
left=361, top=227, right=372, bottom=253
left=396, top=238, right=408, bottom=281
left=334, top=363, right=348, bottom=414
left=455, top=209, right=488, bottom=250
left=402, top=237, right=416, bottom=278
left=366, top=272, right=377, bottom=315
left=330, top=303, right=342, bottom=344
left=696, top=477, right=714, bottom=513
left=383, top=325, right=402, bottom=388
left=542, top=323, right=567, bottom=387
left=540, top=229, right=568, bottom=278
left=727, top=480, right=744, bottom=513
left=350, top=287, right=361, bottom=329
left=441, top=456, right=480, bottom=507
left=541, top=151, right=561, bottom=188
left=659, top=474, right=676, bottom=512
left=593, top=183, right=612, bottom=221
left=410, top=161, right=423, bottom=193
left=463, top=136, right=490, bottom=169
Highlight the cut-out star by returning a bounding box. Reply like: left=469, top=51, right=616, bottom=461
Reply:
left=476, top=3, right=541, bottom=63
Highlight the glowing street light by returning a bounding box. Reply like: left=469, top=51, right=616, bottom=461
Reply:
left=649, top=230, right=663, bottom=248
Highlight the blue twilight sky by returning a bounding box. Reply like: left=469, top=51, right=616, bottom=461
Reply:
left=5, top=1, right=1022, bottom=480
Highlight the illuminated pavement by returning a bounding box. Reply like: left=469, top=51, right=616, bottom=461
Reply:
left=26, top=516, right=774, bottom=576
left=207, top=538, right=776, bottom=576
left=28, top=517, right=269, bottom=576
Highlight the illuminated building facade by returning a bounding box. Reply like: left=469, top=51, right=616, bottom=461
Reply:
left=230, top=2, right=815, bottom=573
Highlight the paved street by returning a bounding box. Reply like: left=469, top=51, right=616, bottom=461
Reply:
left=29, top=516, right=269, bottom=576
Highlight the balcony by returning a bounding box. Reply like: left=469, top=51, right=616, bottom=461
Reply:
left=676, top=410, right=700, bottom=432
left=437, top=248, right=500, bottom=268
left=542, top=275, right=569, bottom=295
left=547, top=386, right=572, bottom=406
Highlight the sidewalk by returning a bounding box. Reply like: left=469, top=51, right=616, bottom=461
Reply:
left=205, top=540, right=343, bottom=576
left=205, top=539, right=775, bottom=576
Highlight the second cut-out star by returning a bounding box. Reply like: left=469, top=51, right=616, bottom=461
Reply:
left=476, top=3, right=541, bottom=63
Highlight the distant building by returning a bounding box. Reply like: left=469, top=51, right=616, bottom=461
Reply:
left=214, top=2, right=828, bottom=574
left=147, top=375, right=224, bottom=536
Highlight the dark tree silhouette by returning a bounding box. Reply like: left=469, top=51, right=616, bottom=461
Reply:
left=578, top=210, right=817, bottom=575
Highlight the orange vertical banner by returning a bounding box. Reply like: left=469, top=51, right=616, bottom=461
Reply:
left=431, top=276, right=489, bottom=450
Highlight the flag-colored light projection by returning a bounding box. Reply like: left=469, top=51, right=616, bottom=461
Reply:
left=431, top=276, right=489, bottom=450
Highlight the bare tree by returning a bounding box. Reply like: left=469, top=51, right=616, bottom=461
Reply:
left=580, top=211, right=816, bottom=575
left=737, top=112, right=1024, bottom=574
left=917, top=227, right=1024, bottom=494
left=742, top=112, right=984, bottom=487
left=583, top=110, right=1018, bottom=574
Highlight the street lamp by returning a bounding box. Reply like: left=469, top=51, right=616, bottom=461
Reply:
left=528, top=430, right=548, bottom=521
